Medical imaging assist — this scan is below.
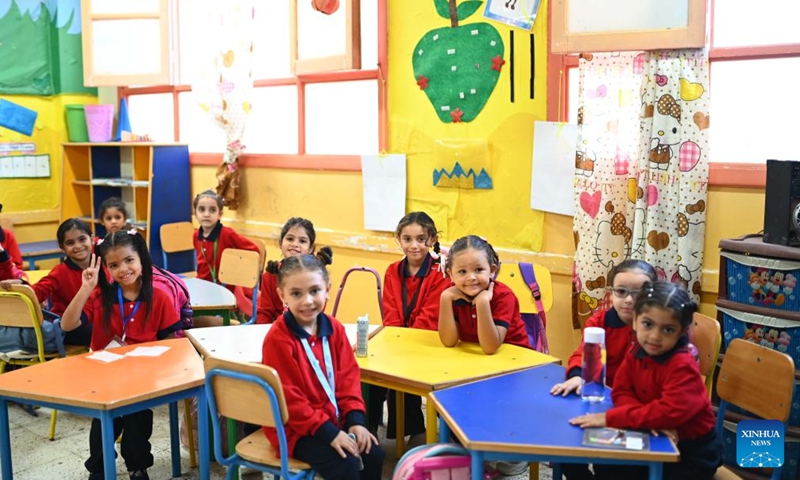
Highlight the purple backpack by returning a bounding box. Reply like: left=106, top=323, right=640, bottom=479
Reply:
left=153, top=266, right=193, bottom=330
left=393, top=444, right=472, bottom=480
left=518, top=263, right=549, bottom=354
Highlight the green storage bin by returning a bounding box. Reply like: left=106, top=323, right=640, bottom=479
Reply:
left=65, top=104, right=89, bottom=142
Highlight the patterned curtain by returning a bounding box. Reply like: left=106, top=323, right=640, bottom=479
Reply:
left=191, top=1, right=255, bottom=210
left=573, top=50, right=710, bottom=327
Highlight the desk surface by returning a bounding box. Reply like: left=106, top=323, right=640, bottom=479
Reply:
left=356, top=326, right=556, bottom=393
left=430, top=363, right=679, bottom=463
left=0, top=338, right=203, bottom=410
left=187, top=322, right=380, bottom=362
left=183, top=277, right=236, bottom=310
left=18, top=240, right=60, bottom=255
left=25, top=268, right=50, bottom=283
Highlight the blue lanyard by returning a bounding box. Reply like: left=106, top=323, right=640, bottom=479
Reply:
left=300, top=336, right=338, bottom=418
left=117, top=287, right=141, bottom=342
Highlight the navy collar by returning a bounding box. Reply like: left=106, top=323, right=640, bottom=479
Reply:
left=64, top=257, right=84, bottom=271
left=605, top=308, right=629, bottom=328
left=284, top=310, right=334, bottom=339
left=198, top=222, right=223, bottom=242
left=400, top=253, right=432, bottom=279
left=633, top=336, right=690, bottom=364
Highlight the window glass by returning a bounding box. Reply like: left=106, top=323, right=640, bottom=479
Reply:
left=252, top=2, right=292, bottom=79
left=127, top=93, right=175, bottom=142
left=305, top=81, right=378, bottom=155
left=177, top=92, right=226, bottom=152
left=241, top=86, right=299, bottom=154
left=713, top=0, right=800, bottom=47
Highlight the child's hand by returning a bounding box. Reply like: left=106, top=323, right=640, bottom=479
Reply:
left=81, top=254, right=101, bottom=290
left=348, top=425, right=378, bottom=454
left=0, top=279, right=22, bottom=291
left=474, top=281, right=495, bottom=304
left=569, top=413, right=607, bottom=428
left=330, top=430, right=359, bottom=458
left=442, top=285, right=469, bottom=302
left=652, top=429, right=678, bottom=443
left=550, top=377, right=582, bottom=396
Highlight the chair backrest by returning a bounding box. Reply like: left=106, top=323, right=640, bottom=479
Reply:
left=0, top=284, right=43, bottom=327
left=219, top=248, right=261, bottom=289
left=246, top=236, right=267, bottom=273
left=717, top=339, right=795, bottom=422
left=690, top=312, right=721, bottom=397
left=160, top=222, right=195, bottom=254
left=204, top=356, right=288, bottom=428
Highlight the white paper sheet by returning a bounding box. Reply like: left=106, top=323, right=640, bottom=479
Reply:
left=530, top=121, right=577, bottom=216
left=361, top=154, right=407, bottom=231
left=87, top=351, right=125, bottom=363
left=126, top=346, right=170, bottom=357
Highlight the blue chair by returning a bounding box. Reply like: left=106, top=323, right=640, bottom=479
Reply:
left=204, top=356, right=316, bottom=480
left=159, top=222, right=197, bottom=277
left=714, top=339, right=795, bottom=480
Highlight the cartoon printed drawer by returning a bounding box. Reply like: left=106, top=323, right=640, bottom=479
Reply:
left=719, top=306, right=800, bottom=364
left=720, top=251, right=800, bottom=313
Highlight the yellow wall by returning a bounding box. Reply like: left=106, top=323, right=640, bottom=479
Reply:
left=0, top=94, right=96, bottom=245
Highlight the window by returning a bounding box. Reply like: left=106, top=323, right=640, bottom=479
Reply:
left=121, top=0, right=386, bottom=171
left=551, top=0, right=797, bottom=185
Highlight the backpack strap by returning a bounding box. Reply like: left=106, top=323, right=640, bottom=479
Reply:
left=518, top=263, right=546, bottom=327
left=154, top=265, right=191, bottom=300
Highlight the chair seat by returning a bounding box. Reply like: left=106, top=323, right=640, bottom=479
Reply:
left=236, top=430, right=312, bottom=471
left=0, top=344, right=88, bottom=363
left=713, top=465, right=741, bottom=480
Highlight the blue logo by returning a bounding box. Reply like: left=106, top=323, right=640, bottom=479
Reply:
left=736, top=420, right=784, bottom=469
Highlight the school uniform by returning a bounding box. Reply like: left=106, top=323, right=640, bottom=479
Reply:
left=262, top=311, right=384, bottom=480
left=32, top=258, right=92, bottom=346
left=0, top=250, right=25, bottom=281
left=0, top=228, right=24, bottom=270
left=565, top=308, right=634, bottom=386
left=382, top=253, right=451, bottom=330
left=82, top=286, right=184, bottom=478
left=450, top=281, right=531, bottom=349
left=596, top=339, right=722, bottom=480
left=193, top=222, right=258, bottom=289
left=256, top=270, right=282, bottom=324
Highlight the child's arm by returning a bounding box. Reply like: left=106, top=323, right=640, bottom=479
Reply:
left=61, top=254, right=100, bottom=332
left=2, top=230, right=24, bottom=270
left=412, top=271, right=452, bottom=331
left=438, top=286, right=463, bottom=347
left=473, top=282, right=505, bottom=354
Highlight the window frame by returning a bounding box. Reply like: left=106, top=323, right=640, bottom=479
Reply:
left=546, top=0, right=797, bottom=188
left=120, top=0, right=387, bottom=172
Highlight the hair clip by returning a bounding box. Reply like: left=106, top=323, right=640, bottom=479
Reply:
left=127, top=228, right=138, bottom=235
left=96, top=238, right=104, bottom=245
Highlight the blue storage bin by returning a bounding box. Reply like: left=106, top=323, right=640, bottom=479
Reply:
left=721, top=251, right=800, bottom=313
left=722, top=421, right=799, bottom=480
left=720, top=307, right=800, bottom=366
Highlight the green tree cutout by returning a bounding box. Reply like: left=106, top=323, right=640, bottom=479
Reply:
left=412, top=0, right=505, bottom=123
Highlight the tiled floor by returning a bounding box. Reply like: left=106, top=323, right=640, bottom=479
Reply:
left=0, top=402, right=553, bottom=480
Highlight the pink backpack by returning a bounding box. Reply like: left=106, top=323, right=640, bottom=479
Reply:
left=393, top=444, right=472, bottom=480
left=153, top=266, right=193, bottom=330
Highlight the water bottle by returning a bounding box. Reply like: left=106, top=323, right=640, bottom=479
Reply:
left=581, top=327, right=606, bottom=402
left=356, top=314, right=369, bottom=357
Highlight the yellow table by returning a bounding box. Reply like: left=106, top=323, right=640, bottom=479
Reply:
left=356, top=326, right=557, bottom=458
left=23, top=269, right=50, bottom=284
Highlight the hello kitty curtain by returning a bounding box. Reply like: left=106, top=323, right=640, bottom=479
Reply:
left=573, top=50, right=710, bottom=327
left=191, top=1, right=256, bottom=210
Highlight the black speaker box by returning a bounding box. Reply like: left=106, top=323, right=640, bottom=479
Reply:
left=763, top=159, right=800, bottom=246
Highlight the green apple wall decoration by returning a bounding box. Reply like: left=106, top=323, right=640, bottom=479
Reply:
left=412, top=0, right=505, bottom=123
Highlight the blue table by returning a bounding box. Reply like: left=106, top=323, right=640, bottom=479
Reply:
left=18, top=240, right=61, bottom=270
left=430, top=363, right=679, bottom=480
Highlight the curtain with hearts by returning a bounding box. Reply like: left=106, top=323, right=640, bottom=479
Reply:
left=573, top=50, right=710, bottom=327
left=190, top=1, right=255, bottom=210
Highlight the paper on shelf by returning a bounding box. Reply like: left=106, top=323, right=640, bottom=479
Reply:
left=87, top=351, right=125, bottom=363
left=125, top=346, right=170, bottom=357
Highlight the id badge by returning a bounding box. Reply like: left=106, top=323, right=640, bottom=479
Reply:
left=104, top=335, right=127, bottom=350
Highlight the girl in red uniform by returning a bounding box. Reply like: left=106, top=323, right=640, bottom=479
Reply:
left=570, top=281, right=723, bottom=480
left=0, top=204, right=23, bottom=270
left=374, top=212, right=451, bottom=446
left=439, top=235, right=530, bottom=354
left=257, top=217, right=327, bottom=324
left=192, top=189, right=258, bottom=326
left=61, top=230, right=184, bottom=480
left=99, top=197, right=130, bottom=237
left=262, top=253, right=384, bottom=480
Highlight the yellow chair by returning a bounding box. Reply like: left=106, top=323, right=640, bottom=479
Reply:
left=713, top=339, right=796, bottom=480
left=219, top=248, right=262, bottom=324
left=159, top=221, right=197, bottom=277
left=690, top=312, right=721, bottom=398
left=0, top=285, right=88, bottom=440
left=246, top=236, right=267, bottom=273
left=204, top=357, right=316, bottom=480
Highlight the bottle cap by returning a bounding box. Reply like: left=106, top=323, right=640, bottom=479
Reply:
left=584, top=327, right=605, bottom=344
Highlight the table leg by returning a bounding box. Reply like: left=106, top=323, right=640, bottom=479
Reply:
left=437, top=416, right=451, bottom=444
left=28, top=259, right=36, bottom=270
left=648, top=461, right=663, bottom=480
left=223, top=310, right=231, bottom=327
left=227, top=418, right=238, bottom=477
left=470, top=452, right=484, bottom=480
left=100, top=411, right=117, bottom=480
left=426, top=396, right=437, bottom=445
left=552, top=463, right=562, bottom=479
left=168, top=402, right=181, bottom=478
left=197, top=391, right=210, bottom=480
left=529, top=462, right=538, bottom=479
left=395, top=391, right=405, bottom=459
left=0, top=399, right=12, bottom=479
